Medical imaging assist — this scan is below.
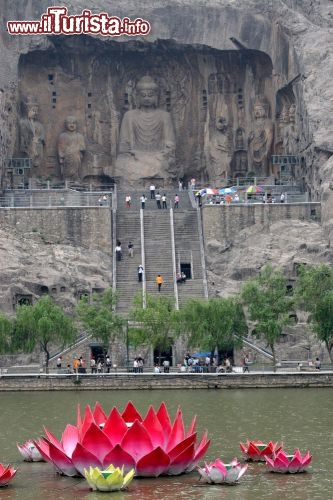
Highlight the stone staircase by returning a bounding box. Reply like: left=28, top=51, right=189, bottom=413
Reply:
left=115, top=209, right=143, bottom=315
left=115, top=189, right=206, bottom=314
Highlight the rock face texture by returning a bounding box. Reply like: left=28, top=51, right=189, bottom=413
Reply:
left=0, top=1, right=333, bottom=363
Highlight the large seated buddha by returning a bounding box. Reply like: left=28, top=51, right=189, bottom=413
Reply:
left=114, top=76, right=176, bottom=187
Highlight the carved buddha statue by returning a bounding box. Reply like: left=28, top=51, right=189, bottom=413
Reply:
left=19, top=97, right=45, bottom=168
left=114, top=76, right=176, bottom=186
left=248, top=97, right=273, bottom=177
left=57, top=116, right=86, bottom=180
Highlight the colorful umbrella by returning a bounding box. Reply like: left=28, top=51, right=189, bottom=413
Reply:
left=246, top=185, right=263, bottom=194
left=219, top=187, right=237, bottom=195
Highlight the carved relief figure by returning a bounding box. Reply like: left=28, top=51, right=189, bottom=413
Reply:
left=114, top=76, right=176, bottom=186
left=248, top=97, right=273, bottom=176
left=57, top=116, right=86, bottom=180
left=19, top=97, right=45, bottom=168
left=206, top=116, right=232, bottom=184
left=283, top=103, right=298, bottom=154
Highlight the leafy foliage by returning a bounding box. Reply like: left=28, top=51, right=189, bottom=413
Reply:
left=76, top=288, right=125, bottom=346
left=178, top=297, right=246, bottom=356
left=295, top=264, right=333, bottom=362
left=241, top=265, right=292, bottom=367
left=13, top=295, right=76, bottom=371
left=129, top=293, right=178, bottom=359
left=0, top=314, right=14, bottom=353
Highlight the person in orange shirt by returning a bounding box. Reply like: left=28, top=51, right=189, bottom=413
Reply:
left=156, top=274, right=164, bottom=292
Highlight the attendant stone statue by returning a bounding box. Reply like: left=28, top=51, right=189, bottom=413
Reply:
left=57, top=116, right=86, bottom=180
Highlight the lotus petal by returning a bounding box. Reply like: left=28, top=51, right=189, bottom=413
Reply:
left=123, top=468, right=135, bottom=487
left=142, top=406, right=166, bottom=448
left=33, top=439, right=53, bottom=463
left=81, top=422, right=113, bottom=461
left=71, top=442, right=102, bottom=476
left=17, top=442, right=32, bottom=461
left=184, top=414, right=196, bottom=437
left=43, top=427, right=64, bottom=452
left=156, top=402, right=172, bottom=436
left=61, top=424, right=79, bottom=458
left=136, top=447, right=170, bottom=477
left=79, top=405, right=95, bottom=439
left=48, top=442, right=78, bottom=476
left=103, top=407, right=128, bottom=445
left=122, top=401, right=142, bottom=423
left=168, top=433, right=197, bottom=463
left=166, top=408, right=185, bottom=452
left=102, top=443, right=136, bottom=472
left=168, top=441, right=195, bottom=475
left=92, top=402, right=108, bottom=427
left=209, top=467, right=225, bottom=483
left=187, top=437, right=211, bottom=472
left=120, top=420, right=153, bottom=461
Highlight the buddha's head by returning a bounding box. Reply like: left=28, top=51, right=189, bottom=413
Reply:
left=289, top=103, right=296, bottom=123
left=65, top=116, right=78, bottom=132
left=136, top=76, right=159, bottom=108
left=253, top=97, right=268, bottom=119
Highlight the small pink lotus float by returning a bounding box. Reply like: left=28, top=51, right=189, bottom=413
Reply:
left=17, top=439, right=44, bottom=462
left=265, top=448, right=312, bottom=473
left=34, top=401, right=210, bottom=477
left=240, top=440, right=282, bottom=462
left=0, top=463, right=17, bottom=487
left=198, top=458, right=248, bottom=484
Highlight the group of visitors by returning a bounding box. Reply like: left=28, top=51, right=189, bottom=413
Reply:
left=90, top=355, right=112, bottom=374
left=115, top=240, right=135, bottom=261
left=124, top=190, right=181, bottom=210
left=133, top=356, right=144, bottom=373
left=176, top=272, right=187, bottom=284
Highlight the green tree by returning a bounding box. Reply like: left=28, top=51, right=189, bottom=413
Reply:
left=241, top=265, right=292, bottom=369
left=0, top=313, right=14, bottom=353
left=76, top=288, right=125, bottom=351
left=295, top=264, right=333, bottom=363
left=13, top=295, right=76, bottom=372
left=129, top=293, right=178, bottom=364
left=178, top=297, right=246, bottom=361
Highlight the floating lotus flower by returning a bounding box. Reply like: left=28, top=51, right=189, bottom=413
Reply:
left=0, top=463, right=17, bottom=487
left=240, top=440, right=282, bottom=462
left=84, top=464, right=135, bottom=491
left=265, top=448, right=312, bottom=473
left=17, top=439, right=44, bottom=462
left=34, top=401, right=210, bottom=477
left=198, top=458, right=248, bottom=484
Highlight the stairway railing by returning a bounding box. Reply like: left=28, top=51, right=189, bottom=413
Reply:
left=170, top=208, right=179, bottom=310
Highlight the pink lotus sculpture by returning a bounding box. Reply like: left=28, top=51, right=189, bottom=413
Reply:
left=34, top=401, right=210, bottom=477
left=198, top=458, right=248, bottom=484
left=17, top=440, right=44, bottom=462
left=0, top=463, right=17, bottom=487
left=265, top=449, right=312, bottom=473
left=240, top=440, right=282, bottom=462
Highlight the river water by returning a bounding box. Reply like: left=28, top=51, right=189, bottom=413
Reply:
left=0, top=388, right=332, bottom=500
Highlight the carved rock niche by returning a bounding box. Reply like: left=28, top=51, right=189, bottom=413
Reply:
left=17, top=36, right=274, bottom=187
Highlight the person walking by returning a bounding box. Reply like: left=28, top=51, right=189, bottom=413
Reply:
left=138, top=264, right=144, bottom=283
left=140, top=194, right=147, bottom=209
left=56, top=356, right=62, bottom=369
left=150, top=184, right=156, bottom=199
left=115, top=240, right=122, bottom=261
left=162, top=194, right=167, bottom=209
left=174, top=194, right=179, bottom=209
left=156, top=192, right=162, bottom=209
left=125, top=194, right=131, bottom=208
left=128, top=241, right=134, bottom=257
left=156, top=274, right=164, bottom=292
left=242, top=354, right=250, bottom=373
